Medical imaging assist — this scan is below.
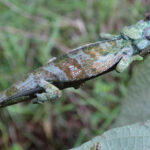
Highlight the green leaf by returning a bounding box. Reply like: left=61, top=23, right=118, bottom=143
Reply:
left=112, top=56, right=150, bottom=128
left=71, top=120, right=150, bottom=150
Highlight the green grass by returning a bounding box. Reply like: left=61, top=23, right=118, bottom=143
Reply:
left=0, top=0, right=149, bottom=149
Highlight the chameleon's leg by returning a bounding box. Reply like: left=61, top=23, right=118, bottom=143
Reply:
left=116, top=55, right=143, bottom=73
left=33, top=79, right=62, bottom=104
left=99, top=33, right=119, bottom=41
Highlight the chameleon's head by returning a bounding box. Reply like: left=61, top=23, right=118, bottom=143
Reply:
left=121, top=19, right=150, bottom=53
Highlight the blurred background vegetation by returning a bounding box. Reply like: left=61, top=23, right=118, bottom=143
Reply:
left=0, top=0, right=150, bottom=149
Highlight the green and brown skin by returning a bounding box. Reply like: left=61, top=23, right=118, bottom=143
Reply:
left=1, top=18, right=150, bottom=107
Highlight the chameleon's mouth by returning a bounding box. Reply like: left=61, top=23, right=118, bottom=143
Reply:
left=145, top=13, right=150, bottom=21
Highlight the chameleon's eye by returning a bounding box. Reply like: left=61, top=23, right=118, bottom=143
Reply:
left=143, top=27, right=150, bottom=40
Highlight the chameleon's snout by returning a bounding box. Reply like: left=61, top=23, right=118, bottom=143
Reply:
left=143, top=27, right=150, bottom=40
left=145, top=13, right=150, bottom=21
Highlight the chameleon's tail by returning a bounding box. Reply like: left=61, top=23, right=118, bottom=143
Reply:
left=0, top=85, right=33, bottom=108
left=0, top=85, right=22, bottom=107
left=0, top=74, right=37, bottom=107
left=0, top=89, right=30, bottom=108
left=0, top=91, right=8, bottom=103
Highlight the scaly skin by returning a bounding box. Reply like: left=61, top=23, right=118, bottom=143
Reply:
left=1, top=18, right=150, bottom=106
left=0, top=38, right=130, bottom=104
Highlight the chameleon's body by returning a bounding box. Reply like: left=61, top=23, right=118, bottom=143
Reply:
left=1, top=19, right=150, bottom=106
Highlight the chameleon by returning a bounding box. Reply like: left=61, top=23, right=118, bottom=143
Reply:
left=0, top=17, right=150, bottom=107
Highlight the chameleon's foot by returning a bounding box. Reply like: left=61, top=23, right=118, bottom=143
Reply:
left=116, top=55, right=143, bottom=73
left=99, top=33, right=119, bottom=41
left=33, top=79, right=62, bottom=104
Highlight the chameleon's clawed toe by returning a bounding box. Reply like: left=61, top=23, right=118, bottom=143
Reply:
left=34, top=93, right=48, bottom=104
left=32, top=91, right=62, bottom=104
left=32, top=98, right=42, bottom=104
